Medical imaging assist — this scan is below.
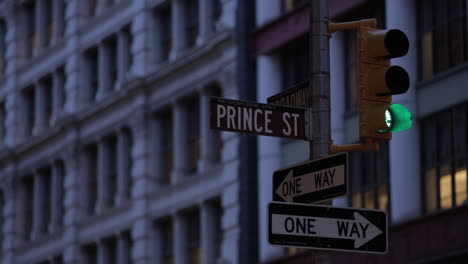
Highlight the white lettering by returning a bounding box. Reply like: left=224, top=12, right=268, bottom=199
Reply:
left=264, top=110, right=272, bottom=133
left=282, top=112, right=291, bottom=135
left=227, top=106, right=236, bottom=129
left=254, top=109, right=263, bottom=132
left=243, top=108, right=252, bottom=131
left=291, top=113, right=300, bottom=136
left=217, top=105, right=226, bottom=127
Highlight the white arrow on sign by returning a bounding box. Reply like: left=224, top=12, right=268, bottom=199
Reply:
left=275, top=165, right=345, bottom=202
left=271, top=212, right=383, bottom=248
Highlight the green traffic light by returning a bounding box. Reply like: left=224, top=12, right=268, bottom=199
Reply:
left=383, top=104, right=412, bottom=132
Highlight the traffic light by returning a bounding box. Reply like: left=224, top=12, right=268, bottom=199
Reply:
left=358, top=19, right=413, bottom=141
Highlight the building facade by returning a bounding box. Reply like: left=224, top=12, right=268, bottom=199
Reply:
left=253, top=0, right=468, bottom=263
left=0, top=0, right=242, bottom=264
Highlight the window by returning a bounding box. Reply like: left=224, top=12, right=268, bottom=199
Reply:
left=280, top=34, right=308, bottom=90
left=24, top=2, right=36, bottom=58
left=103, top=237, right=117, bottom=264
left=87, top=0, right=99, bottom=17
left=105, top=36, right=118, bottom=91
left=212, top=0, right=222, bottom=31
left=22, top=176, right=34, bottom=240
left=213, top=200, right=223, bottom=260
left=349, top=142, right=390, bottom=213
left=185, top=0, right=199, bottom=48
left=186, top=210, right=201, bottom=264
left=106, top=134, right=118, bottom=207
left=154, top=4, right=171, bottom=62
left=159, top=220, right=173, bottom=264
left=41, top=76, right=53, bottom=126
left=419, top=0, right=468, bottom=80
left=84, top=48, right=98, bottom=102
left=422, top=103, right=468, bottom=213
left=82, top=243, right=98, bottom=264
left=85, top=144, right=98, bottom=214
left=282, top=0, right=308, bottom=13
left=121, top=127, right=133, bottom=199
left=44, top=0, right=53, bottom=46
left=158, top=110, right=173, bottom=185
left=186, top=97, right=200, bottom=174
left=22, top=86, right=35, bottom=137
left=41, top=167, right=52, bottom=234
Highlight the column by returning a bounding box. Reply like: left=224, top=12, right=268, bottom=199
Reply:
left=173, top=213, right=187, bottom=264
left=201, top=203, right=216, bottom=264
left=115, top=130, right=130, bottom=206
left=34, top=0, right=47, bottom=55
left=198, top=90, right=214, bottom=172
left=63, top=143, right=82, bottom=264
left=386, top=0, right=421, bottom=223
left=171, top=102, right=186, bottom=184
left=152, top=223, right=163, bottom=263
left=31, top=173, right=46, bottom=240
left=257, top=54, right=283, bottom=261
left=96, top=140, right=110, bottom=213
left=96, top=42, right=111, bottom=101
left=33, top=82, right=46, bottom=134
left=51, top=0, right=65, bottom=44
left=49, top=162, right=63, bottom=233
left=116, top=29, right=130, bottom=90
left=2, top=175, right=17, bottom=264
left=116, top=233, right=130, bottom=264
left=196, top=0, right=213, bottom=45
left=51, top=69, right=64, bottom=124
left=169, top=0, right=186, bottom=60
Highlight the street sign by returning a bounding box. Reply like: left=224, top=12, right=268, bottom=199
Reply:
left=267, top=80, right=310, bottom=108
left=210, top=97, right=307, bottom=139
left=268, top=202, right=388, bottom=254
left=273, top=153, right=347, bottom=203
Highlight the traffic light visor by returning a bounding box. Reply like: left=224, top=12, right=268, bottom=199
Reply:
left=383, top=104, right=412, bottom=132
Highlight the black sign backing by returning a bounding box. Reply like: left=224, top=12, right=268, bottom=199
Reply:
left=268, top=202, right=388, bottom=254
left=273, top=153, right=347, bottom=203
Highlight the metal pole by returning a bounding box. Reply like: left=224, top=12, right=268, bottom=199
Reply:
left=310, top=2, right=331, bottom=262
left=309, top=0, right=331, bottom=160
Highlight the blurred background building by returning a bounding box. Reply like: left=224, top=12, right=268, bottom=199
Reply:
left=0, top=0, right=466, bottom=264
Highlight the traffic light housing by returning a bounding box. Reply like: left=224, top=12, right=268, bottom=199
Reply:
left=358, top=19, right=412, bottom=141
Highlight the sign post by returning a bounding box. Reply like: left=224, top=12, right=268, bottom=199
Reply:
left=210, top=97, right=308, bottom=140
left=268, top=202, right=388, bottom=254
left=273, top=153, right=347, bottom=203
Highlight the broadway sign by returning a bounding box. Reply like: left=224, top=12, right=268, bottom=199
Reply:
left=210, top=97, right=307, bottom=139
left=269, top=202, right=388, bottom=254
left=273, top=153, right=347, bottom=203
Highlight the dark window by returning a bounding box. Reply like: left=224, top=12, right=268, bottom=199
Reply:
left=419, top=0, right=468, bottom=79
left=186, top=97, right=200, bottom=174
left=0, top=102, right=5, bottom=143
left=106, top=134, right=118, bottom=207
left=421, top=103, right=468, bottom=213
left=84, top=48, right=98, bottom=102
left=155, top=4, right=172, bottom=62
left=280, top=34, right=308, bottom=90
left=105, top=36, right=118, bottom=91
left=82, top=243, right=98, bottom=264
left=212, top=0, right=222, bottom=31
left=282, top=0, right=308, bottom=13
left=349, top=142, right=391, bottom=214
left=159, top=220, right=173, bottom=264
left=22, top=176, right=34, bottom=240
left=41, top=76, right=53, bottom=126
left=44, top=0, right=52, bottom=46
left=185, top=0, right=199, bottom=48
left=186, top=210, right=201, bottom=264
left=22, top=87, right=35, bottom=137
left=24, top=2, right=36, bottom=58
left=85, top=144, right=98, bottom=214
left=158, top=110, right=173, bottom=185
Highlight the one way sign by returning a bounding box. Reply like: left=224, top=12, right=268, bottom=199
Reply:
left=273, top=153, right=347, bottom=203
left=268, top=202, right=388, bottom=254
